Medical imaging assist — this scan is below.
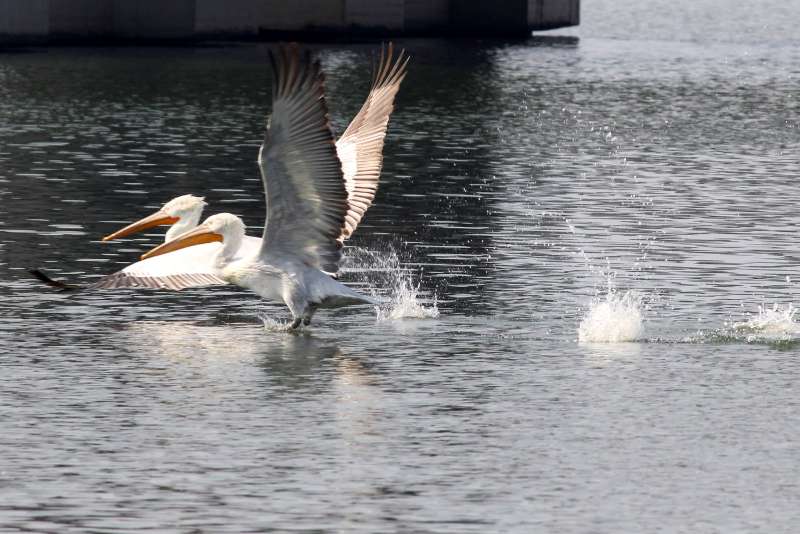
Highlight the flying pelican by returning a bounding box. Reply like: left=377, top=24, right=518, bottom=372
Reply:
left=139, top=44, right=403, bottom=328
left=31, top=43, right=408, bottom=295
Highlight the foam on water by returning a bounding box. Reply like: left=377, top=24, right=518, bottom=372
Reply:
left=578, top=289, right=644, bottom=343
left=733, top=303, right=800, bottom=336
left=689, top=303, right=800, bottom=346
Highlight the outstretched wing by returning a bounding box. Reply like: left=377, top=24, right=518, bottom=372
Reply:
left=89, top=272, right=225, bottom=291
left=30, top=253, right=228, bottom=292
left=93, top=243, right=228, bottom=290
left=336, top=43, right=409, bottom=241
left=258, top=44, right=347, bottom=273
left=27, top=243, right=227, bottom=291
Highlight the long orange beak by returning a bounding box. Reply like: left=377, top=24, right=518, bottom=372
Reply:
left=102, top=211, right=179, bottom=241
left=141, top=226, right=223, bottom=260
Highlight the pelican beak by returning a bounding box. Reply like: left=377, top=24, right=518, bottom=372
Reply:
left=102, top=210, right=179, bottom=241
left=141, top=226, right=223, bottom=260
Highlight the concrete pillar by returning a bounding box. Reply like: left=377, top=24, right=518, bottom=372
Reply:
left=450, top=0, right=529, bottom=34
left=195, top=0, right=345, bottom=34
left=0, top=0, right=580, bottom=43
left=345, top=0, right=404, bottom=30
left=404, top=0, right=448, bottom=31
left=528, top=0, right=579, bottom=30
left=0, top=0, right=48, bottom=38
left=49, top=0, right=112, bottom=37
left=195, top=0, right=263, bottom=34
left=112, top=0, right=195, bottom=39
left=261, top=0, right=344, bottom=31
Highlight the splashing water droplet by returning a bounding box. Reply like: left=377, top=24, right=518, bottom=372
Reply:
left=258, top=314, right=296, bottom=332
left=378, top=278, right=439, bottom=321
left=340, top=247, right=439, bottom=321
left=578, top=289, right=644, bottom=343
left=730, top=303, right=800, bottom=340
left=687, top=303, right=800, bottom=346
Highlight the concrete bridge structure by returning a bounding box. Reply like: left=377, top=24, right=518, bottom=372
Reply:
left=0, top=0, right=579, bottom=43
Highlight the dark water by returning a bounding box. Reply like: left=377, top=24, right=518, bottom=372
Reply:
left=2, top=0, right=800, bottom=531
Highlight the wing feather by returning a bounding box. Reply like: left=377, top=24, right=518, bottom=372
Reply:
left=88, top=242, right=228, bottom=290
left=258, top=44, right=347, bottom=273
left=88, top=272, right=225, bottom=290
left=336, top=43, right=409, bottom=241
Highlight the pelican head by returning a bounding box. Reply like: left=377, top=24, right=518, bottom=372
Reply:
left=102, top=194, right=207, bottom=242
left=141, top=213, right=245, bottom=261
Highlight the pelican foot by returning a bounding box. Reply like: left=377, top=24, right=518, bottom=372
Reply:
left=290, top=317, right=302, bottom=330
left=303, top=316, right=312, bottom=326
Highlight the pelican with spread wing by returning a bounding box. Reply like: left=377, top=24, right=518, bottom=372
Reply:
left=142, top=45, right=405, bottom=328
left=31, top=44, right=408, bottom=306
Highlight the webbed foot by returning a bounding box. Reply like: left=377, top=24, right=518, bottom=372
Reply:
left=290, top=317, right=302, bottom=330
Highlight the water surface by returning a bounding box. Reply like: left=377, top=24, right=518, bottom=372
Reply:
left=2, top=0, right=800, bottom=531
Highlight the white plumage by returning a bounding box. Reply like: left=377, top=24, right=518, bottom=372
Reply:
left=34, top=43, right=409, bottom=329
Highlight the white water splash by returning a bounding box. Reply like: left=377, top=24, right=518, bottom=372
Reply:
left=377, top=277, right=439, bottom=321
left=578, top=289, right=644, bottom=343
left=685, top=303, right=800, bottom=346
left=258, top=314, right=296, bottom=332
left=341, top=247, right=439, bottom=321
left=729, top=303, right=800, bottom=341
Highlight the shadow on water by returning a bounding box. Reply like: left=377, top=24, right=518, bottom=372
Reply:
left=527, top=35, right=579, bottom=47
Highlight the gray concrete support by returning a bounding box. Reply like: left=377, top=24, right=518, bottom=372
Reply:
left=49, top=0, right=112, bottom=37
left=0, top=0, right=48, bottom=38
left=112, top=0, right=195, bottom=39
left=528, top=0, right=579, bottom=30
left=0, top=0, right=580, bottom=44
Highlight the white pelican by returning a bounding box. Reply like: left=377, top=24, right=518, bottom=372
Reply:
left=101, top=194, right=208, bottom=243
left=31, top=43, right=408, bottom=299
left=29, top=194, right=260, bottom=291
left=140, top=44, right=403, bottom=328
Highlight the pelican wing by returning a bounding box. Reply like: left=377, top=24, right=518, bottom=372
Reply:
left=90, top=243, right=228, bottom=290
left=258, top=45, right=347, bottom=273
left=336, top=43, right=409, bottom=241
left=90, top=272, right=225, bottom=290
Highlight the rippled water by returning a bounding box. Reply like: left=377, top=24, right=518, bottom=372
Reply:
left=2, top=0, right=800, bottom=531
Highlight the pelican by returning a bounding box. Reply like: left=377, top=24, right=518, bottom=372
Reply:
left=31, top=43, right=408, bottom=298
left=101, top=194, right=209, bottom=244
left=29, top=195, right=261, bottom=291
left=139, top=44, right=403, bottom=328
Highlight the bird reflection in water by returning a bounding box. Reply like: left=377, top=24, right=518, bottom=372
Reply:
left=115, top=320, right=381, bottom=398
